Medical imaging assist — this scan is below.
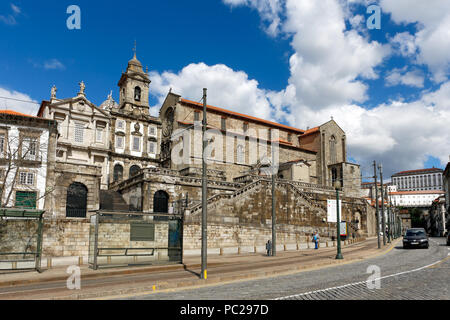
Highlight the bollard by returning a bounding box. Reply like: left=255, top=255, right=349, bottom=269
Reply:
left=254, top=246, right=257, bottom=253
left=284, top=244, right=287, bottom=251
left=296, top=243, right=299, bottom=251
left=107, top=256, right=112, bottom=264
left=47, top=257, right=52, bottom=269
left=326, top=242, right=329, bottom=248
left=12, top=261, right=17, bottom=270
left=238, top=247, right=241, bottom=255
left=220, top=248, right=224, bottom=256
left=78, top=256, right=83, bottom=266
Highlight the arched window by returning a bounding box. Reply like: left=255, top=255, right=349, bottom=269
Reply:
left=330, top=135, right=337, bottom=164
left=134, top=86, right=141, bottom=101
left=113, top=164, right=123, bottom=182
left=153, top=190, right=169, bottom=213
left=129, top=165, right=141, bottom=177
left=66, top=183, right=88, bottom=218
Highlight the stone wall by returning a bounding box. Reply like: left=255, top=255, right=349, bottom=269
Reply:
left=0, top=219, right=39, bottom=259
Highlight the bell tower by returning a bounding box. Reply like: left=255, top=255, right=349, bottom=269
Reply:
left=118, top=46, right=151, bottom=114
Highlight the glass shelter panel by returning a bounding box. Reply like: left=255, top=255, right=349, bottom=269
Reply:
left=89, top=212, right=183, bottom=269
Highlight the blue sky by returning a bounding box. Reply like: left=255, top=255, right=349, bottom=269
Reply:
left=0, top=0, right=448, bottom=178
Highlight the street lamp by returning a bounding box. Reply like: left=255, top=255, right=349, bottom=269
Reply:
left=335, top=180, right=343, bottom=260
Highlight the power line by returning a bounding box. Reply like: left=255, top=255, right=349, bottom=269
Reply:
left=0, top=96, right=40, bottom=105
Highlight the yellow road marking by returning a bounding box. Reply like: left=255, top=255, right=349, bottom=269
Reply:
left=427, top=255, right=450, bottom=269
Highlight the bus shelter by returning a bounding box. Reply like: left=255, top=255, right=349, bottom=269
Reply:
left=89, top=211, right=183, bottom=270
left=0, top=208, right=45, bottom=273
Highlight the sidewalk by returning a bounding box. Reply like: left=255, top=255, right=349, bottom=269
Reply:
left=0, top=237, right=401, bottom=300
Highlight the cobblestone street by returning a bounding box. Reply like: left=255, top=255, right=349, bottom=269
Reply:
left=126, top=238, right=449, bottom=300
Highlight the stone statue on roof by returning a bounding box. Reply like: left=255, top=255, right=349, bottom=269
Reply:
left=79, top=81, right=86, bottom=95
left=51, top=85, right=57, bottom=99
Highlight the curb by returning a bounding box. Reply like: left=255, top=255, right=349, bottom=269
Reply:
left=62, top=238, right=399, bottom=300
left=0, top=238, right=367, bottom=289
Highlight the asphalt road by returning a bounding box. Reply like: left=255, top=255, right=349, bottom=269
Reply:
left=125, top=237, right=450, bottom=300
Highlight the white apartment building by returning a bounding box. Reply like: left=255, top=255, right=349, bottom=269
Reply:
left=391, top=168, right=444, bottom=192
left=389, top=189, right=445, bottom=208
left=0, top=110, right=57, bottom=210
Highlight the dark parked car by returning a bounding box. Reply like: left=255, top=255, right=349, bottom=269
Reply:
left=403, top=228, right=429, bottom=249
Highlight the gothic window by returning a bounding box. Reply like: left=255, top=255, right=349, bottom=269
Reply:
left=113, top=164, right=123, bottom=182
left=134, top=86, right=141, bottom=101
left=129, top=165, right=141, bottom=177
left=331, top=167, right=338, bottom=186
left=330, top=135, right=337, bottom=164
left=237, top=144, right=245, bottom=164
left=66, top=182, right=88, bottom=218
left=287, top=133, right=292, bottom=143
left=0, top=135, right=4, bottom=157
left=194, top=111, right=200, bottom=122
left=221, top=117, right=226, bottom=131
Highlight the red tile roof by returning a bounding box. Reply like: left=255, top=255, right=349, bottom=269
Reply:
left=300, top=127, right=320, bottom=137
left=0, top=110, right=38, bottom=118
left=180, top=98, right=306, bottom=134
left=393, top=168, right=443, bottom=175
left=389, top=190, right=444, bottom=195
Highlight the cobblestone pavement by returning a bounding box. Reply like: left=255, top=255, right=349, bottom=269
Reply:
left=127, top=238, right=450, bottom=300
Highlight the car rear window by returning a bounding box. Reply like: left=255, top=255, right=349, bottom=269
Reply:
left=406, top=230, right=426, bottom=237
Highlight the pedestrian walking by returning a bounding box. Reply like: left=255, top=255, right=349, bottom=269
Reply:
left=312, top=231, right=320, bottom=250
left=266, top=240, right=272, bottom=256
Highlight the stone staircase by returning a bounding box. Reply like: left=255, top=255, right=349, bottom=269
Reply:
left=187, top=178, right=328, bottom=217
left=99, top=190, right=129, bottom=212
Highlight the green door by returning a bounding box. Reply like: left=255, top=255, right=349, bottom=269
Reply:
left=15, top=191, right=37, bottom=209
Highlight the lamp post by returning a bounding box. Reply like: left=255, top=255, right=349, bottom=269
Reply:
left=335, top=180, right=343, bottom=260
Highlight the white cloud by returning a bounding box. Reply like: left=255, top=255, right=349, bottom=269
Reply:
left=0, top=3, right=21, bottom=25
left=149, top=63, right=273, bottom=120
left=389, top=32, right=417, bottom=57
left=385, top=67, right=425, bottom=88
left=0, top=87, right=40, bottom=116
left=279, top=0, right=390, bottom=109
left=149, top=0, right=448, bottom=176
left=222, top=0, right=285, bottom=36
left=43, top=59, right=66, bottom=71
left=380, top=0, right=450, bottom=83
left=29, top=59, right=66, bottom=71
left=11, top=4, right=21, bottom=14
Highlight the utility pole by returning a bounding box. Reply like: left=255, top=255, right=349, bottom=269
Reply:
left=271, top=142, right=276, bottom=256
left=386, top=186, right=391, bottom=243
left=378, top=164, right=386, bottom=246
left=373, top=161, right=381, bottom=249
left=201, top=88, right=208, bottom=280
